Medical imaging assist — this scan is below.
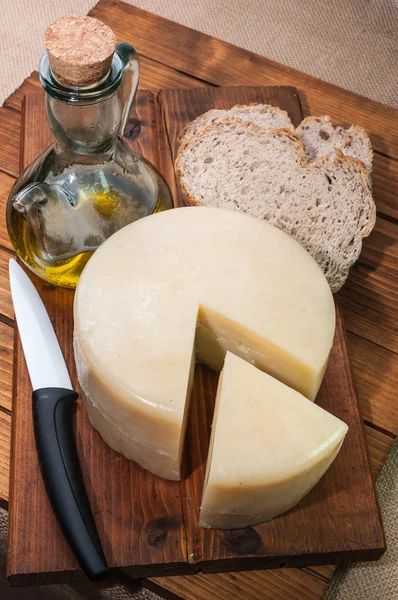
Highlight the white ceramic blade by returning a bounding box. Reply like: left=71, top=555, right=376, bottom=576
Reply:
left=9, top=259, right=73, bottom=391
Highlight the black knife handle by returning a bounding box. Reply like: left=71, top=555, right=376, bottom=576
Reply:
left=32, top=387, right=108, bottom=581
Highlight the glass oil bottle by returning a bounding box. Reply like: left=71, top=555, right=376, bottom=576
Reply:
left=7, top=17, right=173, bottom=288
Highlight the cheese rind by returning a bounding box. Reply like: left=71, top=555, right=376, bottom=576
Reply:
left=74, top=207, right=335, bottom=480
left=200, top=352, right=348, bottom=529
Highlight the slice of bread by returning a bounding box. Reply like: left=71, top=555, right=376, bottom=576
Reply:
left=296, top=116, right=373, bottom=172
left=176, top=118, right=376, bottom=292
left=180, top=103, right=293, bottom=145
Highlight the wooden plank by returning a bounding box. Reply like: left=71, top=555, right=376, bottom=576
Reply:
left=0, top=171, right=16, bottom=251
left=0, top=341, right=389, bottom=582
left=4, top=55, right=206, bottom=114
left=309, top=425, right=395, bottom=579
left=3, top=72, right=42, bottom=112
left=1, top=420, right=393, bottom=587
left=0, top=108, right=21, bottom=178
left=0, top=4, right=395, bottom=597
left=0, top=410, right=10, bottom=507
left=306, top=564, right=335, bottom=582
left=8, top=309, right=180, bottom=584
left=348, top=332, right=398, bottom=435
left=0, top=347, right=389, bottom=591
left=8, top=90, right=187, bottom=586
left=153, top=421, right=396, bottom=596
left=22, top=95, right=52, bottom=167
left=159, top=85, right=303, bottom=160
left=147, top=567, right=327, bottom=600
left=140, top=56, right=207, bottom=93
left=372, top=153, right=398, bottom=221
left=8, top=86, right=385, bottom=585
left=7, top=55, right=397, bottom=229
left=21, top=90, right=177, bottom=181
left=18, top=109, right=398, bottom=351
left=159, top=85, right=303, bottom=209
left=365, top=425, right=395, bottom=478
left=160, top=86, right=384, bottom=568
left=155, top=81, right=395, bottom=600
left=177, top=307, right=385, bottom=569
left=313, top=425, right=395, bottom=586
left=360, top=215, right=398, bottom=280
left=340, top=263, right=398, bottom=354
left=0, top=322, right=13, bottom=412
left=90, top=0, right=398, bottom=160
left=145, top=420, right=396, bottom=600
left=0, top=247, right=13, bottom=321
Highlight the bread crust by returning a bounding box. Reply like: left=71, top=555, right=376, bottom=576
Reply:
left=179, top=104, right=293, bottom=145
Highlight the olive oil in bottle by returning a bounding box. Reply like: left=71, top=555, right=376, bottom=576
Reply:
left=7, top=16, right=172, bottom=288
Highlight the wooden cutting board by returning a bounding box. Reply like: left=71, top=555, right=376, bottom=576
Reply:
left=7, top=86, right=385, bottom=586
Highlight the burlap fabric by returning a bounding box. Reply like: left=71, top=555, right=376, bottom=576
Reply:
left=0, top=0, right=396, bottom=107
left=0, top=0, right=397, bottom=597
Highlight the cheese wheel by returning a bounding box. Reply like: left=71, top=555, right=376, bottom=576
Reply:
left=74, top=207, right=335, bottom=480
left=200, top=352, right=348, bottom=528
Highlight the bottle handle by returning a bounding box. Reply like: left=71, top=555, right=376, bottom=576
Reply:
left=116, top=42, right=140, bottom=138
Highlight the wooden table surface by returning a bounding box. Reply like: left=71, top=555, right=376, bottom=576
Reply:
left=0, top=0, right=397, bottom=598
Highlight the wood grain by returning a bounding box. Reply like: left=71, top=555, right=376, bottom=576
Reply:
left=138, top=81, right=395, bottom=600
left=360, top=215, right=398, bottom=279
left=8, top=90, right=187, bottom=586
left=309, top=424, right=394, bottom=590
left=3, top=72, right=42, bottom=112
left=365, top=425, right=396, bottom=478
left=20, top=95, right=52, bottom=167
left=147, top=567, right=328, bottom=600
left=0, top=172, right=16, bottom=252
left=177, top=307, right=384, bottom=569
left=5, top=76, right=397, bottom=228
left=90, top=0, right=398, bottom=160
left=340, top=263, right=398, bottom=354
left=372, top=153, right=398, bottom=220
left=159, top=85, right=303, bottom=158
left=150, top=415, right=397, bottom=598
left=347, top=332, right=398, bottom=434
left=0, top=410, right=10, bottom=507
left=7, top=86, right=385, bottom=586
left=2, top=4, right=397, bottom=598
left=0, top=322, right=13, bottom=412
left=0, top=108, right=21, bottom=178
left=139, top=56, right=207, bottom=94
left=21, top=90, right=174, bottom=181
left=3, top=55, right=207, bottom=114
left=0, top=247, right=13, bottom=321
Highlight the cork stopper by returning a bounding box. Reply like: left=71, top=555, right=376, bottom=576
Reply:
left=44, top=16, right=117, bottom=87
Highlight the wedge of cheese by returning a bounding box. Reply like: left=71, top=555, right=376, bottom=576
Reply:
left=74, top=206, right=335, bottom=480
left=200, top=352, right=348, bottom=528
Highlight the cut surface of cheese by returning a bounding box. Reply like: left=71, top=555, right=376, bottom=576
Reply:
left=74, top=206, right=335, bottom=480
left=200, top=352, right=348, bottom=529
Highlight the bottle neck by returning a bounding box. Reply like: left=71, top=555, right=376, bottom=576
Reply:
left=46, top=91, right=122, bottom=155
left=39, top=49, right=127, bottom=156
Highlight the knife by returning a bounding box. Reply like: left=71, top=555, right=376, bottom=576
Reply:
left=9, top=259, right=108, bottom=581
